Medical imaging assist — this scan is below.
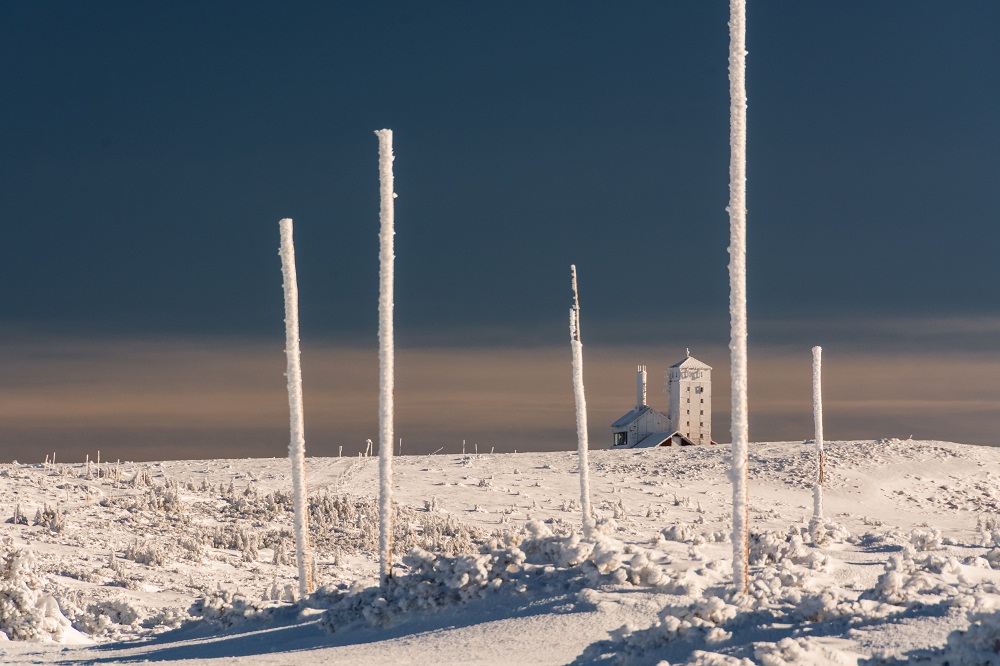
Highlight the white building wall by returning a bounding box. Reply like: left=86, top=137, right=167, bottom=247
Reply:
left=666, top=362, right=712, bottom=444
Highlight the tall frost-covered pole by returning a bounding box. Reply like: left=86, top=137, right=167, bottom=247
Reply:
left=375, top=129, right=396, bottom=586
left=569, top=265, right=594, bottom=539
left=278, top=218, right=313, bottom=597
left=812, top=346, right=825, bottom=519
left=727, top=0, right=750, bottom=597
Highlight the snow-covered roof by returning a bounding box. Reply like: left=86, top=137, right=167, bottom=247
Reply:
left=633, top=431, right=700, bottom=448
left=669, top=355, right=712, bottom=370
left=633, top=432, right=674, bottom=448
left=611, top=405, right=651, bottom=429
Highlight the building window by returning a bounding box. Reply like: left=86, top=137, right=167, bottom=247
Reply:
left=700, top=422, right=704, bottom=427
left=695, top=386, right=703, bottom=394
left=700, top=398, right=704, bottom=403
left=613, top=432, right=627, bottom=447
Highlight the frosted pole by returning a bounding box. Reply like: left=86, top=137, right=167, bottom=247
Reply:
left=375, top=129, right=396, bottom=586
left=279, top=218, right=313, bottom=597
left=569, top=265, right=594, bottom=539
left=812, top=346, right=825, bottom=519
left=727, top=0, right=750, bottom=598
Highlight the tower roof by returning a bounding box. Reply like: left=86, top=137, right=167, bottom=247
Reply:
left=669, top=355, right=712, bottom=370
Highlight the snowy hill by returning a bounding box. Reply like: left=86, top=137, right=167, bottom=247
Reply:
left=3, top=439, right=1000, bottom=664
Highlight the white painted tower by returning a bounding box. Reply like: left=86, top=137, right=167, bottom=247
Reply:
left=666, top=352, right=712, bottom=445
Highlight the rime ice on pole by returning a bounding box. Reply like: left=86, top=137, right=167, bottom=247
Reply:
left=569, top=265, right=594, bottom=539
left=279, top=218, right=313, bottom=597
left=375, top=129, right=396, bottom=586
left=812, top=346, right=825, bottom=519
left=727, top=0, right=750, bottom=598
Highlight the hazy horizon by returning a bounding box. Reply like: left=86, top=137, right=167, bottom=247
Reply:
left=3, top=319, right=997, bottom=463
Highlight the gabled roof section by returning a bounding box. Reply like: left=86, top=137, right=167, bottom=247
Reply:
left=611, top=405, right=651, bottom=429
left=634, top=431, right=700, bottom=448
left=669, top=355, right=712, bottom=370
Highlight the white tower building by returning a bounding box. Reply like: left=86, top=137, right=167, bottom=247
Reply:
left=666, top=352, right=712, bottom=445
left=610, top=352, right=713, bottom=449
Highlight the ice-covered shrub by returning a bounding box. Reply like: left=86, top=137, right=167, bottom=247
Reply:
left=908, top=527, right=943, bottom=551
left=683, top=651, right=754, bottom=666
left=8, top=504, right=28, bottom=526
left=130, top=467, right=153, bottom=488
left=808, top=517, right=850, bottom=546
left=188, top=589, right=273, bottom=630
left=316, top=520, right=670, bottom=635
left=663, top=523, right=695, bottom=543
left=0, top=544, right=84, bottom=642
left=70, top=599, right=145, bottom=635
left=867, top=550, right=967, bottom=608
left=749, top=530, right=827, bottom=570
left=754, top=636, right=856, bottom=665
left=124, top=540, right=168, bottom=567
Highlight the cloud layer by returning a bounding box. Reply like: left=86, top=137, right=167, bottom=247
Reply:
left=1, top=328, right=997, bottom=463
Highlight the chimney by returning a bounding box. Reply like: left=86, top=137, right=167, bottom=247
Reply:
left=636, top=365, right=647, bottom=409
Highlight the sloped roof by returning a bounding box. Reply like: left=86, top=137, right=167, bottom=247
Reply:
left=633, top=432, right=674, bottom=448
left=669, top=355, right=712, bottom=370
left=611, top=405, right=650, bottom=428
left=634, top=431, right=700, bottom=448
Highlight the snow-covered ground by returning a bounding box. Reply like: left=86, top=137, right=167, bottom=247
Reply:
left=4, top=439, right=1000, bottom=664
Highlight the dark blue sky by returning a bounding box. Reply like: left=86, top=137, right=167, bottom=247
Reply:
left=3, top=1, right=999, bottom=346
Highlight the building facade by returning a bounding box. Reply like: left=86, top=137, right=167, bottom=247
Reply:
left=611, top=353, right=713, bottom=448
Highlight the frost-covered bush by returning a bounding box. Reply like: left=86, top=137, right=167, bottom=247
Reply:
left=683, top=651, right=754, bottom=666
left=867, top=550, right=967, bottom=608
left=662, top=523, right=696, bottom=543
left=8, top=504, right=28, bottom=526
left=908, top=527, right=943, bottom=551
left=0, top=543, right=82, bottom=642
left=32, top=504, right=66, bottom=532
left=69, top=599, right=147, bottom=636
left=749, top=530, right=828, bottom=570
left=808, top=517, right=850, bottom=546
left=317, top=520, right=669, bottom=635
left=939, top=608, right=1000, bottom=663
left=130, top=467, right=153, bottom=488
left=124, top=540, right=168, bottom=567
left=188, top=589, right=273, bottom=630
left=609, top=593, right=740, bottom=656
left=754, top=636, right=856, bottom=665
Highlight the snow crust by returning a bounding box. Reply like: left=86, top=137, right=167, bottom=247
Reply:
left=3, top=439, right=1000, bottom=665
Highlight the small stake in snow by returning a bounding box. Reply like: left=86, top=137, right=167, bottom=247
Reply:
left=812, top=346, right=825, bottom=519
left=375, top=128, right=396, bottom=587
left=727, top=0, right=750, bottom=598
left=569, top=265, right=595, bottom=539
left=279, top=217, right=314, bottom=596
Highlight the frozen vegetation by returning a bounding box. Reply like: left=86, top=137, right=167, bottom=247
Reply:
left=3, top=439, right=1000, bottom=663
